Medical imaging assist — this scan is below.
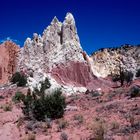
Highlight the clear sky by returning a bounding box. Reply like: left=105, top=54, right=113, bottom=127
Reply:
left=0, top=0, right=140, bottom=54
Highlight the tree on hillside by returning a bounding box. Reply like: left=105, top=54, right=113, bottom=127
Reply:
left=112, top=63, right=133, bottom=86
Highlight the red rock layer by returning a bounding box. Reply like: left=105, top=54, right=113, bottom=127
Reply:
left=51, top=61, right=114, bottom=91
left=51, top=61, right=94, bottom=87
left=0, top=41, right=20, bottom=84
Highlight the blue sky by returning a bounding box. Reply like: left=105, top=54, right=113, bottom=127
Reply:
left=0, top=0, right=140, bottom=54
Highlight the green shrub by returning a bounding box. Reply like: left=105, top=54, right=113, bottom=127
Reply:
left=60, top=132, right=68, bottom=140
left=0, top=95, right=4, bottom=99
left=124, top=71, right=133, bottom=84
left=136, top=69, right=140, bottom=77
left=90, top=120, right=105, bottom=140
left=11, top=72, right=27, bottom=87
left=112, top=71, right=133, bottom=86
left=57, top=119, right=68, bottom=130
left=2, top=103, right=12, bottom=111
left=20, top=78, right=65, bottom=121
left=112, top=74, right=120, bottom=82
left=129, top=86, right=140, bottom=98
left=40, top=77, right=51, bottom=93
left=12, top=92, right=25, bottom=103
left=111, top=121, right=120, bottom=130
left=73, top=114, right=84, bottom=124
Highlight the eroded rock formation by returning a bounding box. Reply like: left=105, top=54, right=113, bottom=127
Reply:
left=7, top=13, right=138, bottom=93
left=89, top=45, right=139, bottom=78
left=18, top=13, right=85, bottom=73
left=17, top=13, right=93, bottom=93
left=0, top=41, right=20, bottom=84
left=1, top=13, right=139, bottom=94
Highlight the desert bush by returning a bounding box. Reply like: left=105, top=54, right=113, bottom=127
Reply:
left=20, top=79, right=65, bottom=121
left=45, top=117, right=52, bottom=128
left=112, top=74, right=120, bottom=82
left=129, top=115, right=135, bottom=127
left=0, top=95, right=4, bottom=99
left=60, top=132, right=68, bottom=140
left=124, top=71, right=133, bottom=85
left=129, top=85, right=140, bottom=98
left=89, top=119, right=106, bottom=140
left=86, top=90, right=101, bottom=97
left=73, top=114, right=84, bottom=124
left=39, top=77, right=51, bottom=93
left=93, top=122, right=105, bottom=140
left=57, top=119, right=68, bottom=130
left=91, top=90, right=101, bottom=97
left=136, top=69, right=140, bottom=77
left=16, top=117, right=24, bottom=129
left=112, top=71, right=133, bottom=86
left=23, top=133, right=36, bottom=140
left=12, top=91, right=25, bottom=103
left=2, top=103, right=12, bottom=111
left=11, top=72, right=27, bottom=87
left=111, top=121, right=120, bottom=130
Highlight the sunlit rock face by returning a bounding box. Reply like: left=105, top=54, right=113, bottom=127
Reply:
left=89, top=45, right=139, bottom=78
left=17, top=13, right=92, bottom=93
left=18, top=13, right=85, bottom=74
left=0, top=41, right=20, bottom=84
left=51, top=61, right=92, bottom=87
left=18, top=13, right=139, bottom=93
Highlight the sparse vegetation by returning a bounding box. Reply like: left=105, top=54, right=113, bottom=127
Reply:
left=112, top=68, right=133, bottom=86
left=136, top=69, right=140, bottom=77
left=45, top=117, right=52, bottom=128
left=91, top=90, right=101, bottom=97
left=73, top=114, right=84, bottom=124
left=23, top=133, right=36, bottom=140
left=11, top=72, right=27, bottom=87
left=129, top=85, right=140, bottom=98
left=60, top=132, right=68, bottom=140
left=89, top=119, right=106, bottom=140
left=86, top=90, right=101, bottom=97
left=57, top=119, right=68, bottom=130
left=111, top=121, right=120, bottom=130
left=129, top=115, right=135, bottom=127
left=124, top=71, right=134, bottom=85
left=12, top=91, right=25, bottom=103
left=16, top=117, right=24, bottom=129
left=2, top=103, right=12, bottom=111
left=93, top=122, right=105, bottom=140
left=70, top=94, right=79, bottom=101
left=0, top=95, right=4, bottom=99
left=18, top=78, right=66, bottom=121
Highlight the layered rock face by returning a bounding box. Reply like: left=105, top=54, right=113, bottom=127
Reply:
left=51, top=61, right=92, bottom=87
left=89, top=45, right=139, bottom=78
left=1, top=13, right=139, bottom=94
left=18, top=13, right=85, bottom=74
left=17, top=13, right=94, bottom=92
left=18, top=13, right=138, bottom=92
left=0, top=41, right=20, bottom=84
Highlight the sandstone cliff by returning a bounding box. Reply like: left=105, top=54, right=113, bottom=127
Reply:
left=89, top=45, right=139, bottom=78
left=0, top=41, right=20, bottom=84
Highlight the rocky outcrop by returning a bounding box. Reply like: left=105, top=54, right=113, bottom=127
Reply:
left=51, top=61, right=92, bottom=87
left=17, top=13, right=92, bottom=93
left=17, top=12, right=124, bottom=93
left=18, top=13, right=85, bottom=74
left=2, top=13, right=140, bottom=94
left=89, top=45, right=139, bottom=78
left=0, top=41, right=20, bottom=84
